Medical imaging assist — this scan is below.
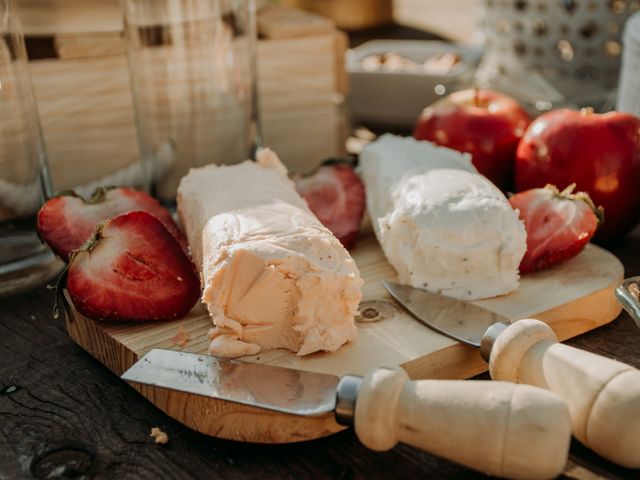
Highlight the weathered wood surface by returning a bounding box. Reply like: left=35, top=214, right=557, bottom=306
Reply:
left=1, top=224, right=640, bottom=479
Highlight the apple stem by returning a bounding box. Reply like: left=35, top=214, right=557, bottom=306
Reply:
left=580, top=107, right=594, bottom=116
left=474, top=88, right=480, bottom=107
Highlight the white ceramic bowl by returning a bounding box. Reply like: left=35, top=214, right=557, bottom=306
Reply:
left=346, top=40, right=483, bottom=128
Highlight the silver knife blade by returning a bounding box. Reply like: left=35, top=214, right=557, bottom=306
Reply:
left=616, top=277, right=640, bottom=328
left=382, top=281, right=509, bottom=348
left=122, top=349, right=340, bottom=416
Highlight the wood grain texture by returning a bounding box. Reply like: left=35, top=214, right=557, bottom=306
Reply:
left=54, top=32, right=124, bottom=60
left=63, top=234, right=623, bottom=443
left=15, top=0, right=122, bottom=36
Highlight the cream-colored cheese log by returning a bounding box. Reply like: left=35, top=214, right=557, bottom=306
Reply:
left=177, top=149, right=362, bottom=358
left=361, top=135, right=527, bottom=300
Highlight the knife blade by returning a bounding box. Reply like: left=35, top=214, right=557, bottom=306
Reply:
left=616, top=276, right=640, bottom=328
left=383, top=280, right=640, bottom=468
left=382, top=281, right=507, bottom=348
left=121, top=349, right=341, bottom=416
left=122, top=349, right=570, bottom=479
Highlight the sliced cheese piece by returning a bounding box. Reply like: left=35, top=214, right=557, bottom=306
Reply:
left=361, top=134, right=527, bottom=300
left=177, top=149, right=362, bottom=358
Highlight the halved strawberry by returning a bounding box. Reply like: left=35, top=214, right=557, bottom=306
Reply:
left=509, top=184, right=603, bottom=274
left=66, top=211, right=200, bottom=322
left=37, top=187, right=186, bottom=261
left=294, top=163, right=365, bottom=249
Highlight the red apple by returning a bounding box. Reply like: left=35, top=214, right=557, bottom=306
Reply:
left=413, top=89, right=531, bottom=191
left=515, top=108, right=640, bottom=242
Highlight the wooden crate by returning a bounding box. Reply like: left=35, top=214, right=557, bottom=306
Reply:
left=16, top=1, right=347, bottom=192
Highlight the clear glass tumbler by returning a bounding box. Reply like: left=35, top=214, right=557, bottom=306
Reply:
left=124, top=0, right=260, bottom=202
left=0, top=0, right=61, bottom=296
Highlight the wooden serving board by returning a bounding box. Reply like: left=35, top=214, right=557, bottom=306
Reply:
left=64, top=235, right=624, bottom=443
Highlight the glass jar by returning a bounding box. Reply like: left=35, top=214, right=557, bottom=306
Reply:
left=0, top=0, right=61, bottom=296
left=124, top=0, right=260, bottom=202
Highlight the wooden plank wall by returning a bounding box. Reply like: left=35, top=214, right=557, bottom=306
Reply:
left=16, top=2, right=343, bottom=192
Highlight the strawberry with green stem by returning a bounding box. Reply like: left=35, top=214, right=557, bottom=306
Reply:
left=510, top=184, right=603, bottom=274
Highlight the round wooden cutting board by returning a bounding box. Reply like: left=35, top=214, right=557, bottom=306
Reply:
left=64, top=235, right=624, bottom=443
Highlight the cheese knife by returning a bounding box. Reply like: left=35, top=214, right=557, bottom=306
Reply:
left=122, top=348, right=570, bottom=479
left=383, top=280, right=640, bottom=468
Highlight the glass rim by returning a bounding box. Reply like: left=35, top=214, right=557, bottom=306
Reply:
left=1, top=0, right=18, bottom=35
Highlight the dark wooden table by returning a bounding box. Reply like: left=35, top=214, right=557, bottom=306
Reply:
left=1, top=222, right=639, bottom=480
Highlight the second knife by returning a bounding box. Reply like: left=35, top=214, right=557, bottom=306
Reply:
left=384, top=280, right=640, bottom=468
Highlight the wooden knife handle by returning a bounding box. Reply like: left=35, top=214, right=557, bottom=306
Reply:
left=354, top=367, right=571, bottom=479
left=489, top=319, right=640, bottom=468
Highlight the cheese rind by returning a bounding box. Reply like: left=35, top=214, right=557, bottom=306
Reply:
left=361, top=135, right=527, bottom=300
left=177, top=149, right=362, bottom=358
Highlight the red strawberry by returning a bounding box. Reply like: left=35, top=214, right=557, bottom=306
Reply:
left=509, top=184, right=603, bottom=274
left=294, top=163, right=365, bottom=249
left=37, top=187, right=186, bottom=261
left=66, top=211, right=200, bottom=322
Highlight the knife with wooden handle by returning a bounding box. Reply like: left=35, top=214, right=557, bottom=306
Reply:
left=384, top=280, right=640, bottom=468
left=123, top=349, right=571, bottom=479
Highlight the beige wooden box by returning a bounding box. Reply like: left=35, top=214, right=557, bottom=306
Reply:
left=16, top=1, right=347, bottom=192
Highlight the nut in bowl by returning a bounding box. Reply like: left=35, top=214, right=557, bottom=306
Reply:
left=346, top=40, right=483, bottom=128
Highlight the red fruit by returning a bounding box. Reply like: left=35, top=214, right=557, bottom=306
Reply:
left=414, top=89, right=531, bottom=191
left=37, top=187, right=186, bottom=261
left=294, top=164, right=365, bottom=249
left=66, top=211, right=200, bottom=321
left=509, top=185, right=602, bottom=274
left=515, top=108, right=640, bottom=242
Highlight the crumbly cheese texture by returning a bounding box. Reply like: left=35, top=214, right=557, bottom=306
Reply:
left=177, top=149, right=362, bottom=358
left=361, top=135, right=527, bottom=300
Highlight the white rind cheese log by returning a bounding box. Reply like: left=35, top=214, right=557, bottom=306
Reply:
left=177, top=149, right=362, bottom=358
left=361, top=135, right=527, bottom=300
